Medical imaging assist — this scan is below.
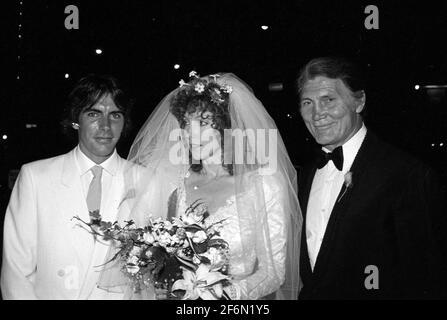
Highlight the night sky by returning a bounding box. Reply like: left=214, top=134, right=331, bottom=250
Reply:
left=3, top=0, right=447, bottom=188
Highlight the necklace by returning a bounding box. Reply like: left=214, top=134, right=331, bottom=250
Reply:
left=185, top=171, right=219, bottom=190
left=192, top=177, right=218, bottom=190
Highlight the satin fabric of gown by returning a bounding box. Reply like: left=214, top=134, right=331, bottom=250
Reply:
left=174, top=173, right=288, bottom=300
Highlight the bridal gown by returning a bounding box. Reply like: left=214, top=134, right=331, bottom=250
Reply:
left=175, top=174, right=287, bottom=300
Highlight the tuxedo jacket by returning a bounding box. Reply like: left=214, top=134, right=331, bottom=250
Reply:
left=1, top=148, right=131, bottom=299
left=298, top=132, right=446, bottom=299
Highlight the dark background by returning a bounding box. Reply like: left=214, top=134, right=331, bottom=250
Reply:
left=1, top=0, right=447, bottom=298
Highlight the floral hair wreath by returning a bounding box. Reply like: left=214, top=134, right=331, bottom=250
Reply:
left=178, top=71, right=233, bottom=106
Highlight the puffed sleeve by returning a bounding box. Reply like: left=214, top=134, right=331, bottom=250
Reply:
left=227, top=174, right=287, bottom=299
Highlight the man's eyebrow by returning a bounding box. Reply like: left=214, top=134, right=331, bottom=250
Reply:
left=320, top=92, right=337, bottom=98
left=82, top=107, right=124, bottom=114
left=82, top=106, right=103, bottom=113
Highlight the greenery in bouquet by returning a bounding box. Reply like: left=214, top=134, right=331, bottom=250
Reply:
left=72, top=200, right=232, bottom=300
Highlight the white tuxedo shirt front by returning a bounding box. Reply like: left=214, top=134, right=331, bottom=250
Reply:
left=306, top=124, right=367, bottom=270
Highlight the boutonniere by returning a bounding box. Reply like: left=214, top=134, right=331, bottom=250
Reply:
left=337, top=172, right=354, bottom=203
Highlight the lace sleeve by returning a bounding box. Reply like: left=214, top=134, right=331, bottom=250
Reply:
left=229, top=174, right=287, bottom=300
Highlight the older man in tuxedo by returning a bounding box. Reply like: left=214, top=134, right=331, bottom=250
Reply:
left=297, top=57, right=446, bottom=299
left=1, top=74, right=134, bottom=299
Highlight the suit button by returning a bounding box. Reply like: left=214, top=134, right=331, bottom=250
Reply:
left=57, top=269, right=65, bottom=277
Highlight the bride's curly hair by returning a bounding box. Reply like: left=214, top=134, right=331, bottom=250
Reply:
left=170, top=81, right=233, bottom=175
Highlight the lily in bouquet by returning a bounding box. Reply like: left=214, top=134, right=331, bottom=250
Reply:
left=72, top=200, right=232, bottom=299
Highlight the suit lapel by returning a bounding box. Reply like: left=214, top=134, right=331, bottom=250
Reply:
left=298, top=164, right=317, bottom=286
left=310, top=182, right=355, bottom=279
left=298, top=165, right=317, bottom=218
left=310, top=132, right=380, bottom=280
left=57, top=150, right=96, bottom=271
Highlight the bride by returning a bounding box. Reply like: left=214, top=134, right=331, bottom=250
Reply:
left=99, top=72, right=302, bottom=299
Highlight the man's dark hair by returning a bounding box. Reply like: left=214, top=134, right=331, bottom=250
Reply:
left=296, top=56, right=366, bottom=99
left=61, top=74, right=133, bottom=139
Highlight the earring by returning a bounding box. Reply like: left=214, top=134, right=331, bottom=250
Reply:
left=71, top=122, right=79, bottom=129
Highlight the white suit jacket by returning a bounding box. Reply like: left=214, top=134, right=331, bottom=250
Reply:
left=1, top=148, right=132, bottom=299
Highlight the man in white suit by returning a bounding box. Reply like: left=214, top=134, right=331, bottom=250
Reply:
left=1, top=74, right=134, bottom=299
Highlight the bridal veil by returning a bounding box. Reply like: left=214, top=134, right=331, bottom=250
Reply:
left=98, top=73, right=302, bottom=300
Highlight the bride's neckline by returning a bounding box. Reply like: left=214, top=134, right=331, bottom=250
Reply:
left=179, top=179, right=237, bottom=216
left=178, top=169, right=258, bottom=216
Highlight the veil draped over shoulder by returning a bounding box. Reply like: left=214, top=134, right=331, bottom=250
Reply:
left=98, top=73, right=302, bottom=300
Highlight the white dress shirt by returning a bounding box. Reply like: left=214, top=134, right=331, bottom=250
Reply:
left=74, top=145, right=119, bottom=204
left=74, top=146, right=122, bottom=299
left=306, top=123, right=367, bottom=270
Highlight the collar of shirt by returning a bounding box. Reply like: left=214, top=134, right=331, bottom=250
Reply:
left=74, top=145, right=119, bottom=177
left=322, top=122, right=367, bottom=174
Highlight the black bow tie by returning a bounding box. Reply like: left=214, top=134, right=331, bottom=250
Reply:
left=316, top=146, right=344, bottom=171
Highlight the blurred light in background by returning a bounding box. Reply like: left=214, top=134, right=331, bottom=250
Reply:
left=174, top=64, right=180, bottom=70
left=65, top=73, right=69, bottom=79
left=268, top=82, right=283, bottom=91
left=2, top=135, right=7, bottom=140
left=95, top=48, right=103, bottom=55
left=414, top=85, right=420, bottom=90
left=423, top=84, right=447, bottom=89
left=261, top=25, right=269, bottom=30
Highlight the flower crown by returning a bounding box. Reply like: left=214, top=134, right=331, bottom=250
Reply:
left=178, top=71, right=233, bottom=106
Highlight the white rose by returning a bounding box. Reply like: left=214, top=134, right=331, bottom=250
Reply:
left=222, top=84, right=233, bottom=93
left=170, top=234, right=181, bottom=244
left=143, top=232, right=155, bottom=244
left=127, top=255, right=139, bottom=266
left=195, top=83, right=205, bottom=93
left=193, top=255, right=201, bottom=265
left=158, top=232, right=172, bottom=247
left=192, top=230, right=207, bottom=244
left=344, top=172, right=353, bottom=188
left=130, top=246, right=142, bottom=257
left=164, top=221, right=173, bottom=231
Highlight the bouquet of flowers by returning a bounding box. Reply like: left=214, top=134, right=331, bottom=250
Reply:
left=72, top=200, right=232, bottom=300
